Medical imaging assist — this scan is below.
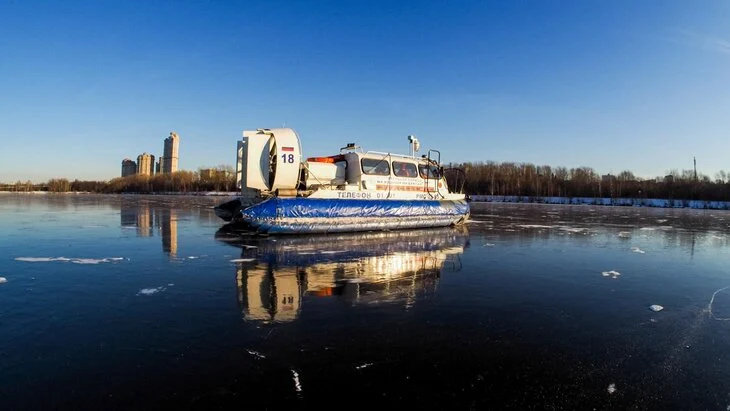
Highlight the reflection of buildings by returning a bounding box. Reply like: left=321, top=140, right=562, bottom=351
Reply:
left=158, top=208, right=178, bottom=256
left=120, top=203, right=178, bottom=256
left=218, top=228, right=469, bottom=324
left=136, top=204, right=153, bottom=237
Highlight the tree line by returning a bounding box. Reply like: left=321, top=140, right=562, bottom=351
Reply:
left=5, top=162, right=730, bottom=202
left=445, top=161, right=730, bottom=201
left=1, top=167, right=236, bottom=193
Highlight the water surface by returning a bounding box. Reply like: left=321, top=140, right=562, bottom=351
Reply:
left=2, top=194, right=730, bottom=409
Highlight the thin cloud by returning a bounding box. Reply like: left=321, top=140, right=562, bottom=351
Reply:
left=671, top=29, right=730, bottom=55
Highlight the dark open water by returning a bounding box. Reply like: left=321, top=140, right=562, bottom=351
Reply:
left=2, top=194, right=730, bottom=410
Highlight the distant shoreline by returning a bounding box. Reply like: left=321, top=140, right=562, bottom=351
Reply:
left=470, top=195, right=730, bottom=210
left=0, top=191, right=237, bottom=197
left=5, top=192, right=730, bottom=210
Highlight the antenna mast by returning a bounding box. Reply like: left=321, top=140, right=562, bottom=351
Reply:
left=408, top=135, right=420, bottom=157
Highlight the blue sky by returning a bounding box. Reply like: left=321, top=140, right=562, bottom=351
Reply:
left=1, top=0, right=729, bottom=182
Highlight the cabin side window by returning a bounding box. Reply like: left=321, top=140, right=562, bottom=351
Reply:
left=418, top=164, right=440, bottom=179
left=361, top=158, right=390, bottom=176
left=392, top=161, right=418, bottom=178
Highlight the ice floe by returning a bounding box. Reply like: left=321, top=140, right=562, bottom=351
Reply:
left=602, top=270, right=621, bottom=279
left=483, top=243, right=496, bottom=247
left=630, top=247, right=646, bottom=254
left=0, top=277, right=7, bottom=284
left=649, top=304, right=664, bottom=312
left=15, top=257, right=124, bottom=264
left=617, top=231, right=631, bottom=238
left=230, top=258, right=256, bottom=263
left=607, top=383, right=616, bottom=394
left=355, top=363, right=373, bottom=370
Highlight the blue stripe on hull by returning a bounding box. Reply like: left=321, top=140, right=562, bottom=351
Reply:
left=239, top=198, right=469, bottom=234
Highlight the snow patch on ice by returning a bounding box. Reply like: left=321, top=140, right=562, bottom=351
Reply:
left=16, top=257, right=70, bottom=262
left=617, top=231, right=631, bottom=238
left=649, top=304, right=664, bottom=312
left=640, top=226, right=673, bottom=231
left=291, top=369, right=302, bottom=392
left=630, top=247, right=646, bottom=254
left=517, top=224, right=553, bottom=229
left=0, top=277, right=7, bottom=284
left=72, top=258, right=121, bottom=265
left=137, top=286, right=166, bottom=296
left=560, top=227, right=587, bottom=233
left=230, top=258, right=255, bottom=263
left=607, top=383, right=616, bottom=394
left=246, top=349, right=266, bottom=359
left=356, top=363, right=373, bottom=370
left=16, top=257, right=123, bottom=264
left=602, top=270, right=621, bottom=279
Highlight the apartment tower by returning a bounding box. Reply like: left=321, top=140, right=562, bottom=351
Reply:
left=121, top=159, right=137, bottom=177
left=136, top=153, right=155, bottom=176
left=161, top=132, right=180, bottom=174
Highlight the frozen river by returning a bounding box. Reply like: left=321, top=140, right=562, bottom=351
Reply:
left=2, top=194, right=730, bottom=409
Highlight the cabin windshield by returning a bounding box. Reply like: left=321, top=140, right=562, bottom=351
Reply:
left=418, top=164, right=441, bottom=179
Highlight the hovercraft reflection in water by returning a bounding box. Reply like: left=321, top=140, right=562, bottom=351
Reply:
left=215, top=227, right=469, bottom=323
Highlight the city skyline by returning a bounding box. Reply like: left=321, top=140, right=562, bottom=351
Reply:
left=120, top=131, right=180, bottom=178
left=1, top=1, right=730, bottom=183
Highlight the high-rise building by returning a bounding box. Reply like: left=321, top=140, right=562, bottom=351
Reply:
left=136, top=153, right=155, bottom=176
left=161, top=132, right=180, bottom=174
left=121, top=159, right=137, bottom=177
